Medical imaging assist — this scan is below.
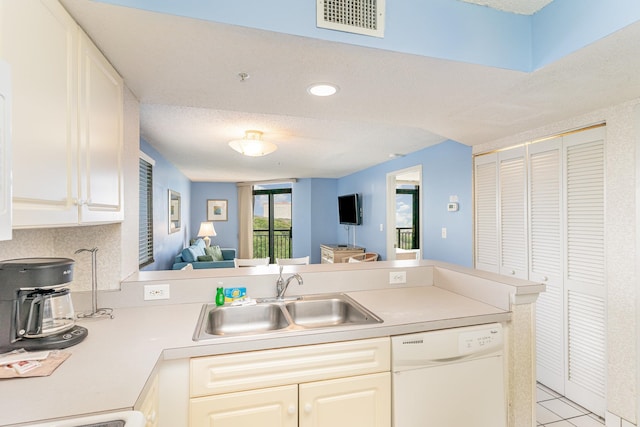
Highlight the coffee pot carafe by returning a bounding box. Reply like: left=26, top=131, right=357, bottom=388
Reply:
left=0, top=258, right=88, bottom=352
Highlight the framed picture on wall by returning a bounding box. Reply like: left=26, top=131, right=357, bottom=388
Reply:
left=207, top=199, right=228, bottom=221
left=168, top=189, right=181, bottom=233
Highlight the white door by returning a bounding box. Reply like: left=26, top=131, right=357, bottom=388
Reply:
left=474, top=153, right=499, bottom=273
left=529, top=137, right=564, bottom=393
left=563, top=127, right=606, bottom=416
left=498, top=146, right=528, bottom=279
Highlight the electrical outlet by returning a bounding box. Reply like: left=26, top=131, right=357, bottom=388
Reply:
left=389, top=271, right=407, bottom=284
left=144, top=284, right=170, bottom=301
left=441, top=227, right=447, bottom=239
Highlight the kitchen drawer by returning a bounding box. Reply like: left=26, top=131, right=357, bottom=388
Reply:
left=190, top=337, right=390, bottom=397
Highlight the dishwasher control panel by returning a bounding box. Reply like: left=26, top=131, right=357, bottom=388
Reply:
left=459, top=325, right=502, bottom=355
left=391, top=323, right=503, bottom=370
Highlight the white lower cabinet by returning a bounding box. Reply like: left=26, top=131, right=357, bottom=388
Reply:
left=136, top=373, right=159, bottom=427
left=299, top=373, right=390, bottom=427
left=190, top=374, right=390, bottom=427
left=191, top=384, right=298, bottom=427
left=189, top=338, right=391, bottom=427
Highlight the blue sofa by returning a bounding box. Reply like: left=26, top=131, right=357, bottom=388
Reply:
left=172, top=239, right=236, bottom=270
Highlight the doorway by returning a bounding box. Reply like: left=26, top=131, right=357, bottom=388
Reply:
left=253, top=186, right=292, bottom=263
left=386, top=166, right=422, bottom=261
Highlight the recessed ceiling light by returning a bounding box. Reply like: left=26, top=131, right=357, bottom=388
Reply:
left=307, top=83, right=339, bottom=97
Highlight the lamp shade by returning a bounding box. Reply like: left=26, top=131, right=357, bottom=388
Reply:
left=197, top=222, right=217, bottom=247
left=228, top=130, right=277, bottom=157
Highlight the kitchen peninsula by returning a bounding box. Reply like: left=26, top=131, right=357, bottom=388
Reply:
left=0, top=261, right=543, bottom=427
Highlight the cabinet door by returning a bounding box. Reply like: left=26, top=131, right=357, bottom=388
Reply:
left=0, top=59, right=11, bottom=240
left=137, top=374, right=159, bottom=427
left=299, top=372, right=390, bottom=427
left=3, top=0, right=80, bottom=227
left=78, top=30, right=123, bottom=223
left=190, top=384, right=297, bottom=427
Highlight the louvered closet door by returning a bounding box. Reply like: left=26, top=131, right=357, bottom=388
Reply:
left=498, top=147, right=528, bottom=279
left=474, top=153, right=499, bottom=273
left=528, top=138, right=564, bottom=394
left=563, top=127, right=606, bottom=417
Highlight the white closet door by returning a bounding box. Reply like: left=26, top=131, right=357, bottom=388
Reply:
left=498, top=147, right=528, bottom=279
left=528, top=137, right=564, bottom=393
left=563, top=127, right=606, bottom=416
left=474, top=153, right=499, bottom=273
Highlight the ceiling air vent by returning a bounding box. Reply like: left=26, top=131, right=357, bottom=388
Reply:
left=317, top=0, right=385, bottom=38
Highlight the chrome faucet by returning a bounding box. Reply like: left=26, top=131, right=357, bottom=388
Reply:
left=276, top=266, right=303, bottom=299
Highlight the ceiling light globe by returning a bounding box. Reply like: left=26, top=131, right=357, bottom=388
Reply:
left=228, top=130, right=278, bottom=157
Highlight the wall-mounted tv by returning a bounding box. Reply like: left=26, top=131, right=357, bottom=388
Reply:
left=338, top=193, right=362, bottom=225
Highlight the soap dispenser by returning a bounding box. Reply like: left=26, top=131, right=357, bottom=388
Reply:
left=215, top=287, right=225, bottom=306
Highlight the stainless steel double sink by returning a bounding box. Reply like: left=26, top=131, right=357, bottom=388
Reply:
left=193, top=293, right=382, bottom=340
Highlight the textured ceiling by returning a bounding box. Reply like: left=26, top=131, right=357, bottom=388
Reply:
left=60, top=0, right=640, bottom=182
left=460, top=0, right=554, bottom=15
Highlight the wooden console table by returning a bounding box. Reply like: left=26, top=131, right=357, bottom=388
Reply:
left=320, top=244, right=365, bottom=264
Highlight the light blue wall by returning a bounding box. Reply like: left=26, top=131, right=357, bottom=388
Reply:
left=96, top=0, right=640, bottom=72
left=190, top=182, right=238, bottom=250
left=532, top=0, right=640, bottom=69
left=338, top=140, right=473, bottom=266
left=292, top=179, right=339, bottom=264
left=140, top=139, right=191, bottom=271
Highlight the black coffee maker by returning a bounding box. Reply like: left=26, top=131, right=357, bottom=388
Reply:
left=0, top=258, right=88, bottom=352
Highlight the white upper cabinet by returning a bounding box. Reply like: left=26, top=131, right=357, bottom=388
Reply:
left=77, top=29, right=123, bottom=223
left=1, top=0, right=123, bottom=228
left=0, top=59, right=11, bottom=241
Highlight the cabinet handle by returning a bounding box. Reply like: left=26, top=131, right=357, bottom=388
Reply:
left=304, top=403, right=313, bottom=413
left=288, top=404, right=296, bottom=415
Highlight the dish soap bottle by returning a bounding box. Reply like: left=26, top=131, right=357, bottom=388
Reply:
left=215, top=286, right=225, bottom=306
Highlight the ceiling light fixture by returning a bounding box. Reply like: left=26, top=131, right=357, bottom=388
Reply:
left=228, top=130, right=278, bottom=157
left=307, top=83, right=339, bottom=97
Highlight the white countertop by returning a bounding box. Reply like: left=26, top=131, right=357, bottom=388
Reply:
left=0, top=285, right=509, bottom=426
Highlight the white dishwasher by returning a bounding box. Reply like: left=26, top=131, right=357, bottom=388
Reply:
left=391, top=323, right=506, bottom=427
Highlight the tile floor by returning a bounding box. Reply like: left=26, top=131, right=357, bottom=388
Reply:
left=537, top=383, right=605, bottom=426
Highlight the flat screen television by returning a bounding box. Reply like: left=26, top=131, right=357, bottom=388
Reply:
left=338, top=193, right=362, bottom=225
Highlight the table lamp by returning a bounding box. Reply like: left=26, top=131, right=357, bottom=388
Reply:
left=197, top=222, right=217, bottom=247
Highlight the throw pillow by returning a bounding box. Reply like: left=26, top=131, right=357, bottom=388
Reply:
left=181, top=247, right=196, bottom=263
left=197, top=255, right=214, bottom=262
left=205, top=245, right=224, bottom=261
left=192, top=240, right=206, bottom=257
